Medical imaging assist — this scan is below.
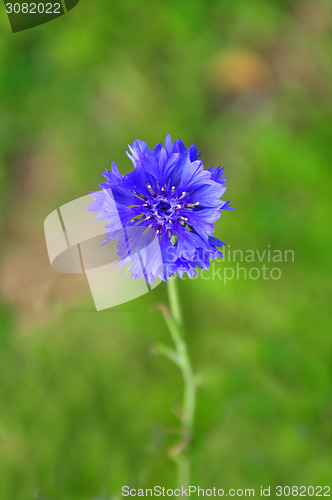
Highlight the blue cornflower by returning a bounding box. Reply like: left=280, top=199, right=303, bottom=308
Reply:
left=89, top=134, right=234, bottom=284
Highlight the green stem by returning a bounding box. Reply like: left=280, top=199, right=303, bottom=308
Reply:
left=165, top=277, right=196, bottom=488
left=167, top=276, right=183, bottom=329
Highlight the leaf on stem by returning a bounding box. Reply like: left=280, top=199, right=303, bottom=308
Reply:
left=150, top=343, right=181, bottom=367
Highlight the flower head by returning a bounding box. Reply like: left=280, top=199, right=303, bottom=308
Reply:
left=89, top=134, right=234, bottom=284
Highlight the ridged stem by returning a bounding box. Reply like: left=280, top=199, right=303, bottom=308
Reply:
left=164, top=277, right=196, bottom=488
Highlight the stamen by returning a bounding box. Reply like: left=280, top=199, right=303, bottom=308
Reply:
left=178, top=191, right=187, bottom=201
left=185, top=201, right=200, bottom=208
left=180, top=217, right=188, bottom=222
left=131, top=215, right=145, bottom=224
left=147, top=184, right=156, bottom=196
left=134, top=191, right=147, bottom=201
left=167, top=229, right=172, bottom=242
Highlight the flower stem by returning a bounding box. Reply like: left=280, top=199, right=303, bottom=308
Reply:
left=165, top=277, right=196, bottom=488
left=167, top=276, right=183, bottom=329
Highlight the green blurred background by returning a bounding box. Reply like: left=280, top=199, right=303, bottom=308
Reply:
left=0, top=0, right=331, bottom=498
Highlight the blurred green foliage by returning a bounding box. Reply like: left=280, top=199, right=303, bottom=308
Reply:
left=0, top=0, right=331, bottom=499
